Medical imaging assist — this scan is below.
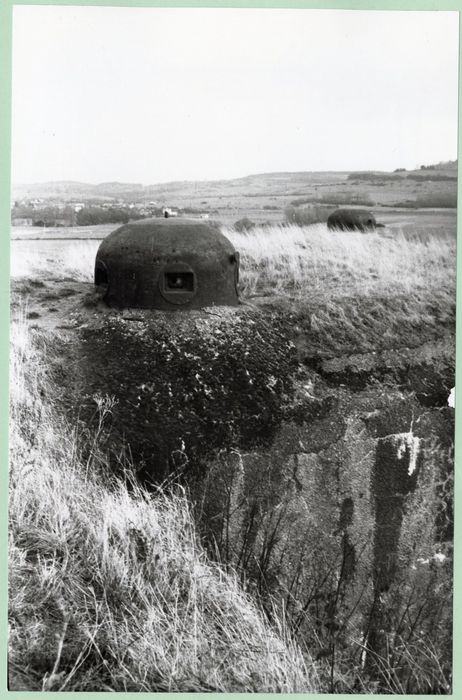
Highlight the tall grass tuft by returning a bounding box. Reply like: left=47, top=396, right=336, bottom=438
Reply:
left=9, top=313, right=317, bottom=692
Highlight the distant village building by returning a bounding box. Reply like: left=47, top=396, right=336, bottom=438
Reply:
left=163, top=207, right=178, bottom=218
left=183, top=212, right=210, bottom=221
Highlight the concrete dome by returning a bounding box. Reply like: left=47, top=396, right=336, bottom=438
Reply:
left=95, top=218, right=240, bottom=310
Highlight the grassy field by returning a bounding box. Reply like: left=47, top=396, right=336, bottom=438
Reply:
left=9, top=215, right=456, bottom=692
left=226, top=222, right=455, bottom=298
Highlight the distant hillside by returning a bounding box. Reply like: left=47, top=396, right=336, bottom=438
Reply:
left=13, top=161, right=457, bottom=204
left=12, top=172, right=352, bottom=202
left=13, top=180, right=145, bottom=201
left=348, top=161, right=457, bottom=179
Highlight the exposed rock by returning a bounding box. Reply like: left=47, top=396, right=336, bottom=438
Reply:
left=309, top=339, right=454, bottom=405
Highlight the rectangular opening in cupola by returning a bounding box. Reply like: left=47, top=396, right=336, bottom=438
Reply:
left=165, top=272, right=195, bottom=291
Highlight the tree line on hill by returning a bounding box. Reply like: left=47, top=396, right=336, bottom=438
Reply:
left=348, top=171, right=456, bottom=182
left=11, top=203, right=163, bottom=227
left=11, top=202, right=215, bottom=227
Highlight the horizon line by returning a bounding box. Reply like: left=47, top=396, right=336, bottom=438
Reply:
left=12, top=160, right=459, bottom=189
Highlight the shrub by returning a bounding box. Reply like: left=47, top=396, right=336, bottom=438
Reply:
left=290, top=197, right=317, bottom=207
left=284, top=204, right=333, bottom=226
left=234, top=217, right=255, bottom=231
left=394, top=193, right=457, bottom=209
left=320, top=192, right=375, bottom=206
left=76, top=206, right=130, bottom=226
left=347, top=172, right=402, bottom=182
left=407, top=173, right=457, bottom=182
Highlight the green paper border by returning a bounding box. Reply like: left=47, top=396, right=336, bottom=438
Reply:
left=0, top=0, right=12, bottom=698
left=0, top=1, right=460, bottom=698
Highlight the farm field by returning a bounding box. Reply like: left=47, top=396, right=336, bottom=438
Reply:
left=10, top=223, right=116, bottom=240
left=9, top=193, right=456, bottom=692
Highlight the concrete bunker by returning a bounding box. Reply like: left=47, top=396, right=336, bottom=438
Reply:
left=94, top=218, right=240, bottom=310
left=327, top=208, right=379, bottom=232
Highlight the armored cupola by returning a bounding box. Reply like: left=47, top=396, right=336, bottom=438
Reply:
left=95, top=218, right=240, bottom=310
left=327, top=208, right=378, bottom=232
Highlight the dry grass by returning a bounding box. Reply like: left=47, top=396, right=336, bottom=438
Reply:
left=9, top=313, right=317, bottom=692
left=222, top=223, right=456, bottom=357
left=11, top=223, right=456, bottom=305
left=224, top=223, right=456, bottom=300
left=10, top=240, right=100, bottom=280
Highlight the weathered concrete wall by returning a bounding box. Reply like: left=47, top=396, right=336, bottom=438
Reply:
left=190, top=388, right=453, bottom=675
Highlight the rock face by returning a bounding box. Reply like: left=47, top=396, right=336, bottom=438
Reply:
left=192, top=387, right=453, bottom=674
left=311, top=340, right=455, bottom=406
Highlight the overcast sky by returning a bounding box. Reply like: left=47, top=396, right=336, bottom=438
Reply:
left=11, top=6, right=459, bottom=185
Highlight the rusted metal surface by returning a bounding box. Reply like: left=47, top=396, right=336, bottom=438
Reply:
left=95, top=218, right=240, bottom=309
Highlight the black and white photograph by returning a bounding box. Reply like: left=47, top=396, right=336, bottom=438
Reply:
left=8, top=5, right=458, bottom=693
